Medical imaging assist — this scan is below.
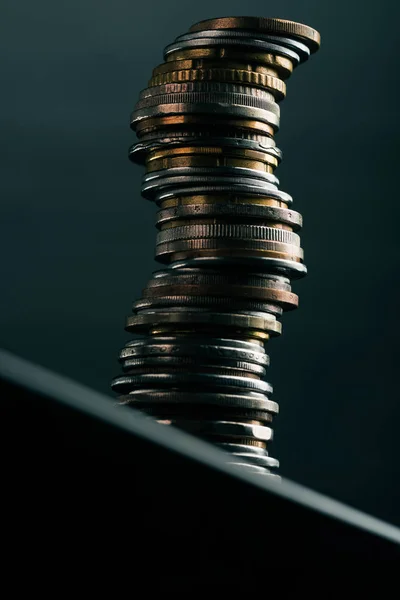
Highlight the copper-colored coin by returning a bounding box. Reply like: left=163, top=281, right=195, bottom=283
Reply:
left=188, top=16, right=321, bottom=52
left=146, top=155, right=277, bottom=173
left=126, top=310, right=281, bottom=335
left=158, top=195, right=289, bottom=209
left=135, top=115, right=275, bottom=137
left=152, top=58, right=284, bottom=76
left=165, top=48, right=294, bottom=78
left=147, top=145, right=278, bottom=161
left=155, top=239, right=303, bottom=262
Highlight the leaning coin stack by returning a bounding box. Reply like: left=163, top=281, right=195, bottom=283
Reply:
left=112, top=17, right=321, bottom=476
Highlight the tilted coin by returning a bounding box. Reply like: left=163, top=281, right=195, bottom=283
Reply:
left=120, top=355, right=267, bottom=376
left=169, top=256, right=308, bottom=278
left=154, top=184, right=292, bottom=205
left=142, top=285, right=298, bottom=310
left=159, top=419, right=274, bottom=441
left=174, top=30, right=311, bottom=62
left=228, top=452, right=279, bottom=468
left=164, top=38, right=302, bottom=65
left=118, top=389, right=277, bottom=412
left=112, top=372, right=273, bottom=393
left=125, top=309, right=282, bottom=335
left=188, top=16, right=321, bottom=52
left=131, top=103, right=280, bottom=130
left=147, top=268, right=291, bottom=289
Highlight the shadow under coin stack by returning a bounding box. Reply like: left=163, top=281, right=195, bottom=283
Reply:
left=112, top=17, right=321, bottom=476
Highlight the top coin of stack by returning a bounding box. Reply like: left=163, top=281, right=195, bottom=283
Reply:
left=112, top=17, right=321, bottom=475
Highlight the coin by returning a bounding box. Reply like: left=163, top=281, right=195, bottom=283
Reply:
left=159, top=419, right=273, bottom=441
left=118, top=389, right=277, bottom=412
left=112, top=372, right=273, bottom=393
left=156, top=204, right=301, bottom=230
left=125, top=310, right=282, bottom=335
left=188, top=17, right=321, bottom=52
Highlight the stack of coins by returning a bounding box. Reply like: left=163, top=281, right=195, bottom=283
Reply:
left=112, top=17, right=321, bottom=476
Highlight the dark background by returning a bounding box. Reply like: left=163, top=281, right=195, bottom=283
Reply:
left=1, top=0, right=399, bottom=525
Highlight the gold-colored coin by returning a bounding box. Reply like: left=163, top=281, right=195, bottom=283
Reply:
left=135, top=115, right=275, bottom=137
left=149, top=327, right=270, bottom=342
left=147, top=146, right=279, bottom=163
left=146, top=155, right=275, bottom=173
left=158, top=196, right=289, bottom=209
left=165, top=48, right=294, bottom=78
left=188, top=16, right=321, bottom=52
left=149, top=69, right=286, bottom=98
left=153, top=59, right=282, bottom=76
left=159, top=220, right=293, bottom=231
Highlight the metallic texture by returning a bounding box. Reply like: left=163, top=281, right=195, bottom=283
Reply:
left=112, top=16, right=321, bottom=475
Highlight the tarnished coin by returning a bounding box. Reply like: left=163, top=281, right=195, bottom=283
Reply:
left=125, top=309, right=282, bottom=335
left=118, top=389, right=278, bottom=412
left=120, top=355, right=267, bottom=376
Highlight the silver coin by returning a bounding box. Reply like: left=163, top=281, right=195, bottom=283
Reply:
left=112, top=371, right=274, bottom=393
left=154, top=183, right=292, bottom=205
left=122, top=340, right=269, bottom=362
left=120, top=355, right=267, bottom=377
left=134, top=297, right=282, bottom=317
left=139, top=81, right=276, bottom=101
left=120, top=342, right=270, bottom=365
left=163, top=36, right=302, bottom=65
left=146, top=271, right=292, bottom=290
left=151, top=268, right=290, bottom=285
left=145, top=167, right=280, bottom=187
left=169, top=256, right=307, bottom=279
left=156, top=223, right=300, bottom=246
left=173, top=30, right=310, bottom=62
left=227, top=462, right=280, bottom=477
left=124, top=335, right=266, bottom=351
left=160, top=419, right=273, bottom=441
left=119, top=389, right=277, bottom=412
left=137, top=130, right=278, bottom=145
left=129, top=137, right=282, bottom=164
left=156, top=204, right=301, bottom=230
left=134, top=90, right=280, bottom=114
left=229, top=452, right=279, bottom=468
